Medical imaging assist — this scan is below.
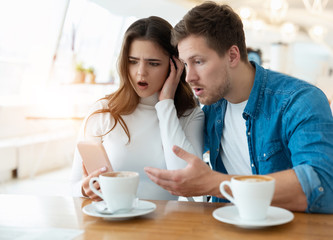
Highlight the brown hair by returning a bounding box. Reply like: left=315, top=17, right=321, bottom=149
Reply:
left=86, top=16, right=197, bottom=142
left=172, top=1, right=248, bottom=62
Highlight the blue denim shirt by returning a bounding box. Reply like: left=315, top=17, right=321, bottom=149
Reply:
left=203, top=62, right=333, bottom=213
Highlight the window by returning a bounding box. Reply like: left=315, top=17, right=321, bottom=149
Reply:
left=0, top=0, right=137, bottom=99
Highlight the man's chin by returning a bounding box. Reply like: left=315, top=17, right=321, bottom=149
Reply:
left=198, top=97, right=218, bottom=106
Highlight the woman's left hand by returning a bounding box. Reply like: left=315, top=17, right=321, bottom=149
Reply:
left=159, top=56, right=185, bottom=101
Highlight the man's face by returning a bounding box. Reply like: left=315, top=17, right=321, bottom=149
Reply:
left=178, top=35, right=231, bottom=105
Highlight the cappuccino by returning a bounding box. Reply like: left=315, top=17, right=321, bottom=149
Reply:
left=103, top=171, right=138, bottom=178
left=220, top=175, right=275, bottom=221
left=89, top=171, right=139, bottom=213
left=235, top=175, right=272, bottom=182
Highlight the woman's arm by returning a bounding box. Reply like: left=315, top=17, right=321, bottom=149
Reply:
left=156, top=56, right=204, bottom=170
left=69, top=100, right=109, bottom=198
left=156, top=101, right=204, bottom=170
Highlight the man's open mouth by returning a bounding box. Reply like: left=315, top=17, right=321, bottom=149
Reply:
left=194, top=88, right=203, bottom=96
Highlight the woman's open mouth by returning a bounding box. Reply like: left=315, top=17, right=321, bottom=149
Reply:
left=137, top=81, right=148, bottom=90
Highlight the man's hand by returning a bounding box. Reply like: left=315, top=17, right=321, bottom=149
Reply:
left=145, top=145, right=226, bottom=197
left=159, top=57, right=184, bottom=101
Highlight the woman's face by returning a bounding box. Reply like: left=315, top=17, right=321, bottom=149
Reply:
left=128, top=39, right=170, bottom=98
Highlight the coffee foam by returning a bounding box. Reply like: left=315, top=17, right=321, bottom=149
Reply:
left=103, top=171, right=138, bottom=178
left=240, top=178, right=267, bottom=182
left=235, top=175, right=272, bottom=182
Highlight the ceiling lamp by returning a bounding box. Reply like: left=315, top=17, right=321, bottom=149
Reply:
left=303, top=0, right=329, bottom=14
left=238, top=7, right=255, bottom=29
left=266, top=0, right=289, bottom=23
left=280, top=22, right=299, bottom=42
left=239, top=7, right=253, bottom=20
left=308, top=25, right=327, bottom=41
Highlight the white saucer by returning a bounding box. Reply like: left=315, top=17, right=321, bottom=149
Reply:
left=213, top=205, right=294, bottom=229
left=82, top=200, right=156, bottom=221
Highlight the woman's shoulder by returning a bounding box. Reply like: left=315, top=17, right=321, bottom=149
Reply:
left=83, top=99, right=113, bottom=139
left=85, top=99, right=111, bottom=124
left=181, top=105, right=204, bottom=120
left=90, top=99, right=109, bottom=111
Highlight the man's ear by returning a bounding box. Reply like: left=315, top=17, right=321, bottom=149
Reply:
left=228, top=45, right=240, bottom=67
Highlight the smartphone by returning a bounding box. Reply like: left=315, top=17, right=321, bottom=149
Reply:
left=77, top=141, right=113, bottom=174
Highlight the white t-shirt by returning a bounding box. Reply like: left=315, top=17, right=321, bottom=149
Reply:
left=220, top=100, right=251, bottom=175
left=70, top=93, right=204, bottom=200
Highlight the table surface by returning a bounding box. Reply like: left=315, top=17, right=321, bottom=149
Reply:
left=0, top=194, right=332, bottom=240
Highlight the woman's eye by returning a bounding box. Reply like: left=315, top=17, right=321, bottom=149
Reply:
left=149, top=62, right=160, bottom=66
left=195, top=60, right=202, bottom=65
left=129, top=60, right=137, bottom=64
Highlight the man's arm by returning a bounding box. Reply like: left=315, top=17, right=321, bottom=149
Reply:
left=145, top=145, right=308, bottom=212
left=269, top=169, right=307, bottom=211
left=145, top=145, right=229, bottom=197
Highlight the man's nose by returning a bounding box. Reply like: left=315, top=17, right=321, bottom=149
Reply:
left=185, top=66, right=198, bottom=83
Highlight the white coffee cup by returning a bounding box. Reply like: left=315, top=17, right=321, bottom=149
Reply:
left=89, top=171, right=139, bottom=213
left=220, top=175, right=275, bottom=221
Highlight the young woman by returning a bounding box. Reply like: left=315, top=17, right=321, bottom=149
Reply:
left=70, top=16, right=204, bottom=201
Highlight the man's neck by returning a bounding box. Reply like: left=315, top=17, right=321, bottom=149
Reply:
left=226, top=61, right=255, bottom=104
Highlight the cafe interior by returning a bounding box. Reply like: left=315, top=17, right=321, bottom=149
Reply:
left=0, top=0, right=333, bottom=239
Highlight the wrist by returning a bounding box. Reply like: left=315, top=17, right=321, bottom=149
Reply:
left=210, top=171, right=229, bottom=198
left=81, top=185, right=88, bottom=197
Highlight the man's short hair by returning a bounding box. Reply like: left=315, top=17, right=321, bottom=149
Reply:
left=172, top=1, right=248, bottom=62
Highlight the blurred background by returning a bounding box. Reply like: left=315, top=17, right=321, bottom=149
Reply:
left=0, top=0, right=332, bottom=192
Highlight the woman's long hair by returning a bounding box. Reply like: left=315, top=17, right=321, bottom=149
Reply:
left=86, top=16, right=197, bottom=142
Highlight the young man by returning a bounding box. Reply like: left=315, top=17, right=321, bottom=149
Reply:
left=145, top=2, right=333, bottom=213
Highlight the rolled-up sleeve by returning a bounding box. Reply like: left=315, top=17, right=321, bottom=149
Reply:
left=285, top=87, right=333, bottom=213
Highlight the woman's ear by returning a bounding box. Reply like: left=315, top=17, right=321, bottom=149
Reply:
left=228, top=45, right=240, bottom=68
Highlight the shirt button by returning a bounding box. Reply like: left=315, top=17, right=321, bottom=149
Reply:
left=216, top=148, right=219, bottom=152
left=263, top=153, right=266, bottom=157
left=247, top=132, right=251, bottom=136
left=251, top=163, right=255, bottom=167
left=217, top=120, right=221, bottom=123
left=318, top=187, right=324, bottom=192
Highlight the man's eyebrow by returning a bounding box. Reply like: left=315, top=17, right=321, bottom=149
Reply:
left=189, top=55, right=201, bottom=59
left=179, top=54, right=201, bottom=62
left=128, top=56, right=162, bottom=61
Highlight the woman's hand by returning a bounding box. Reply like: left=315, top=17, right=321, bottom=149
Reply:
left=159, top=56, right=185, bottom=101
left=81, top=163, right=108, bottom=201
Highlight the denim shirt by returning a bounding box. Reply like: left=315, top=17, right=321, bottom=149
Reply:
left=203, top=62, right=333, bottom=213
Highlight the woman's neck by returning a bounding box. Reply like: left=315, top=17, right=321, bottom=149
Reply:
left=139, top=93, right=159, bottom=106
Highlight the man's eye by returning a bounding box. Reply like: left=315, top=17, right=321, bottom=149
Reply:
left=195, top=60, right=202, bottom=64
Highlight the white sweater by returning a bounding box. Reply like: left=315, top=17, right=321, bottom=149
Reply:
left=70, top=93, right=204, bottom=200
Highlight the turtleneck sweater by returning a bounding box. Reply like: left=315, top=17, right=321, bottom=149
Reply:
left=70, top=93, right=204, bottom=200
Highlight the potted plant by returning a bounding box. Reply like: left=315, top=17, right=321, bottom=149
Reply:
left=73, top=62, right=86, bottom=84
left=85, top=67, right=96, bottom=84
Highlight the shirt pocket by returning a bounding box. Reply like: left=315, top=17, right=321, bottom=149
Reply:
left=258, top=141, right=282, bottom=162
left=257, top=141, right=291, bottom=173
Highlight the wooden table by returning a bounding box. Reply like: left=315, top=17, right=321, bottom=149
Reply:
left=0, top=194, right=332, bottom=239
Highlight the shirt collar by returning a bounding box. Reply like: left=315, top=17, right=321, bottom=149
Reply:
left=243, top=61, right=267, bottom=119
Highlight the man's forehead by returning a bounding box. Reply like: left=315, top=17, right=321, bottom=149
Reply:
left=178, top=36, right=207, bottom=58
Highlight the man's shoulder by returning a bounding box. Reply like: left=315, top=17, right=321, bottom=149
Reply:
left=265, top=69, right=317, bottom=94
